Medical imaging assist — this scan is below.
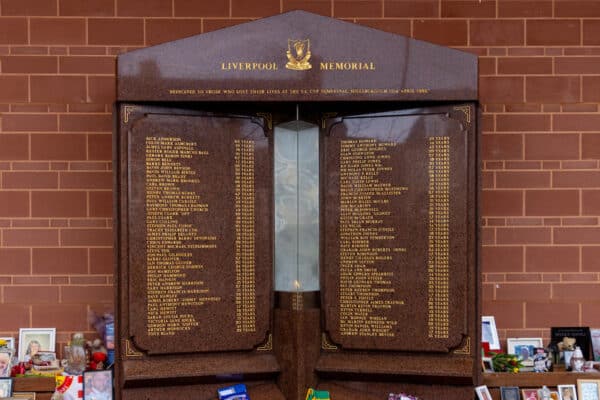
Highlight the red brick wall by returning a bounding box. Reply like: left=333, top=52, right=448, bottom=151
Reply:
left=1, top=0, right=599, bottom=352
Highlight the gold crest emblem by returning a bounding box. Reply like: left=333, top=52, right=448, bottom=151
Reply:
left=286, top=39, right=312, bottom=71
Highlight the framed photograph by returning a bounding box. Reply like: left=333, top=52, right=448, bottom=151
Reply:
left=0, top=337, right=15, bottom=350
left=475, top=385, right=493, bottom=400
left=482, top=356, right=495, bottom=373
left=507, top=337, right=544, bottom=366
left=558, top=384, right=578, bottom=400
left=83, top=369, right=113, bottom=400
left=482, top=316, right=501, bottom=350
left=18, top=328, right=55, bottom=362
left=500, top=386, right=520, bottom=400
left=591, top=329, right=600, bottom=362
left=523, top=389, right=540, bottom=400
left=0, top=348, right=13, bottom=377
left=552, top=327, right=592, bottom=360
left=577, top=380, right=600, bottom=400
left=13, top=392, right=37, bottom=399
left=0, top=377, right=13, bottom=397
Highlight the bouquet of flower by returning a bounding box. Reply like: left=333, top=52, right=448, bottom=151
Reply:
left=490, top=352, right=523, bottom=373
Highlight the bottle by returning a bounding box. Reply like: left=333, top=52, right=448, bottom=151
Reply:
left=570, top=346, right=585, bottom=372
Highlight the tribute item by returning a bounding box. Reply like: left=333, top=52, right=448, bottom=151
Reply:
left=115, top=10, right=479, bottom=400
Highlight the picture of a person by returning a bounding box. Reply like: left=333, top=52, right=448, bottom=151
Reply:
left=0, top=352, right=10, bottom=377
left=85, top=371, right=112, bottom=400
left=25, top=340, right=41, bottom=361
left=519, top=346, right=531, bottom=361
left=561, top=387, right=575, bottom=400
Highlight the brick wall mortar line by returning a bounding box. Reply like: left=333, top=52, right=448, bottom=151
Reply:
left=466, top=19, right=470, bottom=47
left=579, top=188, right=582, bottom=217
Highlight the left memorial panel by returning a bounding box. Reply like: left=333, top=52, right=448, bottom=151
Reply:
left=116, top=104, right=274, bottom=357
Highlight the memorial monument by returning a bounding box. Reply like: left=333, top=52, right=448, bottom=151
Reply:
left=114, top=10, right=479, bottom=400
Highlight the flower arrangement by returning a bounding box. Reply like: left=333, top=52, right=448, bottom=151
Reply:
left=490, top=352, right=523, bottom=373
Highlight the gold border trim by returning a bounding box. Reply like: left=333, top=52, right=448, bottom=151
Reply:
left=124, top=339, right=143, bottom=357
left=257, top=112, right=273, bottom=130
left=453, top=336, right=471, bottom=355
left=453, top=105, right=471, bottom=126
left=321, top=333, right=338, bottom=351
left=123, top=106, right=137, bottom=124
left=321, top=112, right=338, bottom=129
left=256, top=333, right=272, bottom=351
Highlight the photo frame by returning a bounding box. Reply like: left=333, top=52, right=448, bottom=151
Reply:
left=482, top=316, right=501, bottom=350
left=0, top=348, right=13, bottom=377
left=0, top=377, right=13, bottom=397
left=475, top=385, right=493, bottom=400
left=18, top=328, right=55, bottom=362
left=83, top=369, right=113, bottom=400
left=500, top=386, right=520, bottom=400
left=482, top=356, right=495, bottom=373
left=552, top=327, right=592, bottom=360
left=577, top=380, right=600, bottom=400
left=558, top=384, right=578, bottom=400
left=507, top=337, right=544, bottom=367
left=522, top=388, right=540, bottom=400
left=591, top=329, right=600, bottom=362
left=13, top=392, right=37, bottom=399
left=0, top=337, right=15, bottom=350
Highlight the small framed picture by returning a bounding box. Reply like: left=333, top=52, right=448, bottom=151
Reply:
left=500, top=386, right=520, bottom=400
left=13, top=392, right=37, bottom=399
left=482, top=356, right=495, bottom=373
left=523, top=388, right=540, bottom=400
left=591, top=329, right=600, bottom=362
left=18, top=328, right=56, bottom=362
left=577, top=380, right=600, bottom=400
left=0, top=337, right=15, bottom=350
left=482, top=316, right=501, bottom=350
left=0, top=348, right=13, bottom=377
left=83, top=369, right=113, bottom=400
left=0, top=377, right=13, bottom=397
left=558, top=385, right=578, bottom=400
left=507, top=337, right=544, bottom=366
left=475, top=385, right=493, bottom=400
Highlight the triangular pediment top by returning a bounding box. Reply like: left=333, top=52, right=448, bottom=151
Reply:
left=118, top=10, right=477, bottom=102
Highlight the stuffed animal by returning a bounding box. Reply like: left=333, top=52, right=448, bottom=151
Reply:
left=558, top=337, right=576, bottom=352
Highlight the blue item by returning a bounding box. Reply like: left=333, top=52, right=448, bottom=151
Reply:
left=218, top=384, right=250, bottom=400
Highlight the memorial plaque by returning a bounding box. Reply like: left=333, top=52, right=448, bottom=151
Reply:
left=125, top=106, right=272, bottom=354
left=323, top=106, right=469, bottom=352
left=115, top=10, right=480, bottom=400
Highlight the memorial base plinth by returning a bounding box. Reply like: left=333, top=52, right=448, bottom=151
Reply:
left=274, top=292, right=322, bottom=400
left=120, top=381, right=285, bottom=400
left=317, top=381, right=476, bottom=400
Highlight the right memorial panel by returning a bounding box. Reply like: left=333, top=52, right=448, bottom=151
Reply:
left=323, top=105, right=472, bottom=353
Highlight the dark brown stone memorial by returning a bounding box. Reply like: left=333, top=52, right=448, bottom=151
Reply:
left=114, top=10, right=480, bottom=400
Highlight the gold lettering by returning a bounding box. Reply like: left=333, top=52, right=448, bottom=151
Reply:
left=338, top=139, right=407, bottom=338
left=221, top=62, right=278, bottom=71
